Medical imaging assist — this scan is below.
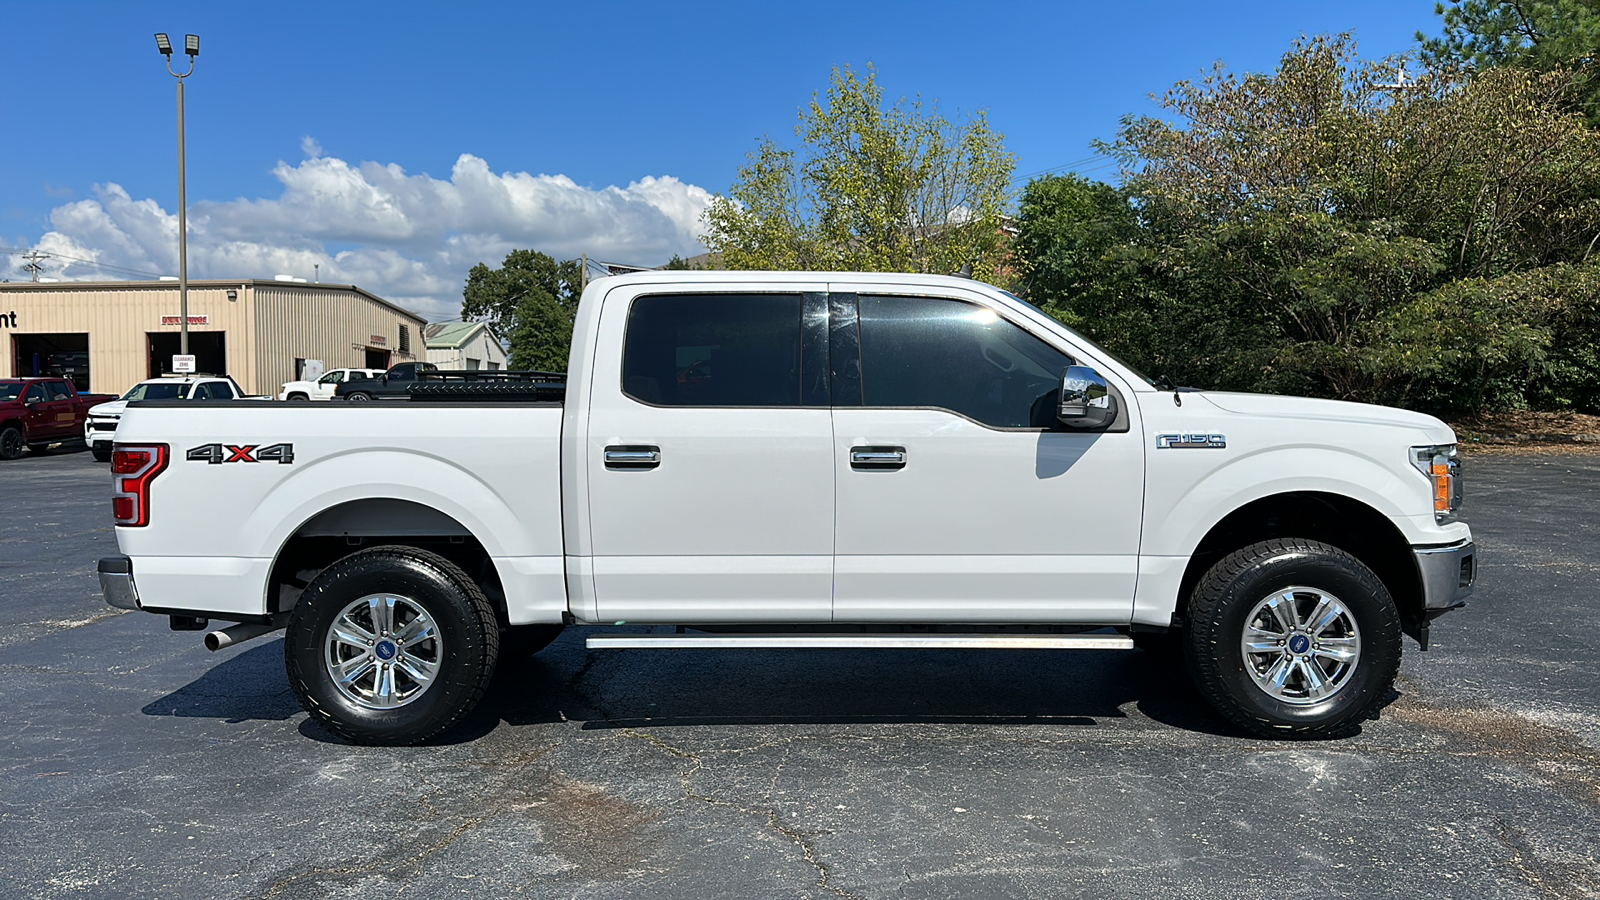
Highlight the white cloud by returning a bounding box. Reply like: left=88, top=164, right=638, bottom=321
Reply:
left=11, top=147, right=716, bottom=320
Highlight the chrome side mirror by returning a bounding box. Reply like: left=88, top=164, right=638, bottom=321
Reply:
left=1058, top=365, right=1116, bottom=430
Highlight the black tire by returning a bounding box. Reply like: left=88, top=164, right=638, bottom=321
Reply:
left=285, top=546, right=500, bottom=745
left=91, top=443, right=112, bottom=463
left=502, top=624, right=564, bottom=659
left=287, top=393, right=309, bottom=402
left=0, top=425, right=24, bottom=460
left=345, top=392, right=372, bottom=402
left=1186, top=538, right=1401, bottom=739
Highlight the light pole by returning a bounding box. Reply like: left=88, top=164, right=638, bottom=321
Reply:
left=155, top=32, right=199, bottom=362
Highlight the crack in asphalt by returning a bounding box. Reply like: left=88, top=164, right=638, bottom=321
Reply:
left=621, top=728, right=865, bottom=900
left=1493, top=819, right=1600, bottom=900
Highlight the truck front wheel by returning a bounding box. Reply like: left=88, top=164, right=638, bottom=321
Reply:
left=0, top=425, right=24, bottom=460
left=285, top=546, right=500, bottom=745
left=1186, top=539, right=1401, bottom=739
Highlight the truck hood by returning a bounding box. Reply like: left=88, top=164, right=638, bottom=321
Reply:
left=88, top=400, right=127, bottom=418
left=1200, top=391, right=1454, bottom=441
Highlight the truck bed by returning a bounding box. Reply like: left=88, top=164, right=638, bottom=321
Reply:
left=112, top=400, right=566, bottom=621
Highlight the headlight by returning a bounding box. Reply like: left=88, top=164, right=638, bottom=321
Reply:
left=1410, top=444, right=1461, bottom=523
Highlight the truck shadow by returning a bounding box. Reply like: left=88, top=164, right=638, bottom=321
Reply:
left=139, top=639, right=304, bottom=723
left=472, top=628, right=1249, bottom=741
left=140, top=630, right=1317, bottom=743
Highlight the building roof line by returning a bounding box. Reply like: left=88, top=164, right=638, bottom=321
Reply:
left=0, top=278, right=429, bottom=324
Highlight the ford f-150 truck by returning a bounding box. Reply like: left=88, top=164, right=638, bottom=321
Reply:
left=98, top=272, right=1474, bottom=745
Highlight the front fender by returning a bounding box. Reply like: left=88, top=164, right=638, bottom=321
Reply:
left=1142, top=443, right=1459, bottom=559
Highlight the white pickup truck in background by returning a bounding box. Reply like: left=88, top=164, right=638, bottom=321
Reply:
left=99, top=271, right=1474, bottom=745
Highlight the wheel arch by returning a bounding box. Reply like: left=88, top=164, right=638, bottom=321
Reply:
left=1173, top=491, right=1425, bottom=644
left=266, top=497, right=509, bottom=628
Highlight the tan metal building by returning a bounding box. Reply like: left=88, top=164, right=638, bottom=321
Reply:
left=0, top=279, right=426, bottom=395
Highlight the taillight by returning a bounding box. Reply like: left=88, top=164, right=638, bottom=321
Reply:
left=112, top=444, right=168, bottom=527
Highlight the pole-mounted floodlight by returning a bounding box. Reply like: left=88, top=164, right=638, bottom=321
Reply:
left=155, top=32, right=199, bottom=361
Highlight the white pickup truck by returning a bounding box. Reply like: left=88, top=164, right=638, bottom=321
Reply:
left=99, top=271, right=1474, bottom=745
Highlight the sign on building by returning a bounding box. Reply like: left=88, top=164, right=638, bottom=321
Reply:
left=172, top=355, right=197, bottom=373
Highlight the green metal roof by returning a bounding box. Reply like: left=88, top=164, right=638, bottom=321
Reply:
left=422, top=321, right=486, bottom=349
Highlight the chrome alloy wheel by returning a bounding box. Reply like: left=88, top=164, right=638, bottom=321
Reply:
left=324, top=594, right=443, bottom=709
left=1240, top=586, right=1361, bottom=706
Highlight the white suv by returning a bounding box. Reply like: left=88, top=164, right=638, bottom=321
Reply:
left=278, top=368, right=383, bottom=402
left=85, top=375, right=247, bottom=462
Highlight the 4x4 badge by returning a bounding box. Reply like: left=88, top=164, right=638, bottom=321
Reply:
left=186, top=442, right=295, bottom=464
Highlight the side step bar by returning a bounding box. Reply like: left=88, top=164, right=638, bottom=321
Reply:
left=586, top=633, right=1134, bottom=650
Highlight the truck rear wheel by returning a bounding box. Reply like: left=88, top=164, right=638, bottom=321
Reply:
left=285, top=546, right=500, bottom=745
left=1186, top=539, right=1400, bottom=739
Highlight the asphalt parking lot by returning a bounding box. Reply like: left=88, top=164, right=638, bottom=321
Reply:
left=2, top=447, right=1598, bottom=899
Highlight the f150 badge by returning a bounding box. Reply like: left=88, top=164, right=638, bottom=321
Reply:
left=186, top=442, right=295, bottom=464
left=1156, top=433, right=1226, bottom=449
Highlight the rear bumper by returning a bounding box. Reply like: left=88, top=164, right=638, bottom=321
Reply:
left=1414, top=540, right=1476, bottom=610
left=99, top=556, right=140, bottom=610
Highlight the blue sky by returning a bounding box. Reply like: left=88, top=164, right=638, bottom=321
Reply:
left=1, top=0, right=1444, bottom=318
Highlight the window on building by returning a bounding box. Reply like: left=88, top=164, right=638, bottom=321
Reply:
left=622, top=293, right=803, bottom=407
left=465, top=358, right=480, bottom=370
left=398, top=325, right=411, bottom=354
left=857, top=295, right=1071, bottom=428
left=488, top=361, right=500, bottom=371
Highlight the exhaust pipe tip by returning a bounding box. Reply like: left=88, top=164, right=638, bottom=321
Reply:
left=204, top=619, right=286, bottom=653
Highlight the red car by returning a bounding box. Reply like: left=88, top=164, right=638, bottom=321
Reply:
left=0, top=377, right=117, bottom=460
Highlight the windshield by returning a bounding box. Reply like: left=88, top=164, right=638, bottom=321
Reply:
left=1000, top=290, right=1156, bottom=387
left=122, top=382, right=192, bottom=401
left=0, top=383, right=22, bottom=402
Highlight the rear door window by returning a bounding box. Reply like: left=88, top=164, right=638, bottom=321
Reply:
left=622, top=294, right=804, bottom=407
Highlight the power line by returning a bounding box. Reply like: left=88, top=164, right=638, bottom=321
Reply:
left=1013, top=153, right=1116, bottom=184
left=20, top=250, right=50, bottom=282
left=0, top=245, right=166, bottom=280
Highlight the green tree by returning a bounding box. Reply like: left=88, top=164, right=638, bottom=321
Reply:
left=460, top=249, right=583, bottom=372
left=1093, top=33, right=1600, bottom=409
left=703, top=65, right=1017, bottom=280
left=1420, top=0, right=1600, bottom=123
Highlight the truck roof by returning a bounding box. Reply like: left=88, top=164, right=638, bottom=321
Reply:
left=594, top=270, right=993, bottom=290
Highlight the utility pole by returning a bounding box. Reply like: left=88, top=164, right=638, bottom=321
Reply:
left=155, top=32, right=199, bottom=359
left=581, top=253, right=588, bottom=290
left=21, top=250, right=50, bottom=282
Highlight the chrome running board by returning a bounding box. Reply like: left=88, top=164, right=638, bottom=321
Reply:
left=586, top=633, right=1134, bottom=650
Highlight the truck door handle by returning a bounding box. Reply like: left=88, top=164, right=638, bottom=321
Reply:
left=850, top=446, right=906, bottom=469
left=604, top=445, right=661, bottom=469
